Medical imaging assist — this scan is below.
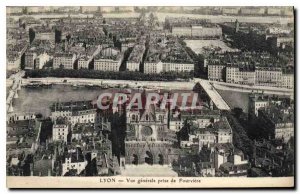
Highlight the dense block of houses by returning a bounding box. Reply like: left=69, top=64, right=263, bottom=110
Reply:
left=143, top=37, right=195, bottom=74
left=126, top=43, right=145, bottom=72
left=52, top=117, right=70, bottom=143
left=94, top=47, right=124, bottom=72
left=53, top=53, right=76, bottom=69
left=166, top=17, right=222, bottom=39
left=50, top=100, right=97, bottom=127
left=206, top=52, right=294, bottom=89
left=258, top=104, right=294, bottom=143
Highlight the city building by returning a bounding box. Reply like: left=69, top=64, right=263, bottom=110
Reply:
left=171, top=26, right=192, bottom=37
left=6, top=119, right=39, bottom=162
left=7, top=112, right=36, bottom=124
left=181, top=113, right=233, bottom=150
left=248, top=93, right=271, bottom=117
left=124, top=104, right=178, bottom=166
left=35, top=52, right=51, bottom=69
left=144, top=59, right=163, bottom=74
left=222, top=7, right=240, bottom=15
left=270, top=35, right=294, bottom=49
left=50, top=101, right=97, bottom=127
left=212, top=143, right=249, bottom=176
left=77, top=57, right=89, bottom=69
left=240, top=7, right=265, bottom=15
left=248, top=92, right=291, bottom=117
left=94, top=47, right=123, bottom=72
left=282, top=72, right=294, bottom=89
left=206, top=52, right=292, bottom=88
left=80, top=6, right=100, bottom=13
left=126, top=44, right=145, bottom=72
left=255, top=67, right=282, bottom=87
left=167, top=17, right=222, bottom=39
left=34, top=26, right=55, bottom=42
left=7, top=40, right=29, bottom=70
left=171, top=25, right=222, bottom=39
left=7, top=54, right=21, bottom=71
left=53, top=53, right=76, bottom=69
left=207, top=63, right=225, bottom=82
left=144, top=39, right=195, bottom=74
left=52, top=118, right=70, bottom=143
left=7, top=6, right=24, bottom=15
left=162, top=42, right=194, bottom=73
left=258, top=104, right=294, bottom=142
left=120, top=39, right=136, bottom=52
left=77, top=45, right=102, bottom=69
left=191, top=25, right=222, bottom=39
left=253, top=139, right=294, bottom=176
left=62, top=149, right=87, bottom=176
left=226, top=65, right=256, bottom=85
left=218, top=148, right=249, bottom=177
left=24, top=52, right=37, bottom=70
left=267, top=7, right=283, bottom=16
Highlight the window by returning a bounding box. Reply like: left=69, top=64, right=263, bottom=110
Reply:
left=159, top=115, right=163, bottom=122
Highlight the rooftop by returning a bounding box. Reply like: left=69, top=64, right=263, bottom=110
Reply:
left=50, top=100, right=95, bottom=112
left=207, top=51, right=288, bottom=68
left=128, top=44, right=145, bottom=63
left=94, top=47, right=122, bottom=61
left=54, top=52, right=74, bottom=58
left=259, top=104, right=294, bottom=124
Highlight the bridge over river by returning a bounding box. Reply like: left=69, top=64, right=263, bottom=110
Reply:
left=6, top=71, right=24, bottom=114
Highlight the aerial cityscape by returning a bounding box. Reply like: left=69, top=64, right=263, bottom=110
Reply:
left=6, top=6, right=294, bottom=180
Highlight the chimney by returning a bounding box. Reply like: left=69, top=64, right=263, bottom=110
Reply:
left=93, top=137, right=95, bottom=149
left=76, top=148, right=79, bottom=161
left=100, top=131, right=103, bottom=139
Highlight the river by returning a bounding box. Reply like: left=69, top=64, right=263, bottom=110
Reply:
left=12, top=80, right=292, bottom=117
left=13, top=85, right=102, bottom=117
left=13, top=83, right=249, bottom=117
left=8, top=12, right=294, bottom=24
left=216, top=89, right=249, bottom=112
left=216, top=88, right=292, bottom=113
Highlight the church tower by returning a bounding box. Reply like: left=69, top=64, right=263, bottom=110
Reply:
left=124, top=101, right=177, bottom=166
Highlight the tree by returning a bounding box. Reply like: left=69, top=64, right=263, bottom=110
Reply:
left=222, top=110, right=254, bottom=157
left=35, top=113, right=43, bottom=119
left=232, top=107, right=243, bottom=119
left=138, top=10, right=146, bottom=26
left=149, top=12, right=159, bottom=28
left=55, top=29, right=62, bottom=43
left=29, top=28, right=35, bottom=44
left=66, top=34, right=71, bottom=42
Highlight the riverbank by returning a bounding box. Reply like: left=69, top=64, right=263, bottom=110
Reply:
left=22, top=77, right=294, bottom=96
left=21, top=77, right=196, bottom=90
left=211, top=81, right=294, bottom=98
left=24, top=69, right=193, bottom=82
